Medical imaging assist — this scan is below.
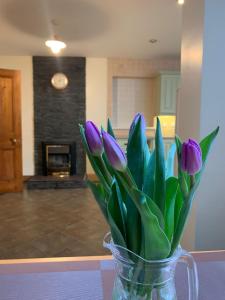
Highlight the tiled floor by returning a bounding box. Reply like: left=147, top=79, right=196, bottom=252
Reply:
left=0, top=188, right=109, bottom=259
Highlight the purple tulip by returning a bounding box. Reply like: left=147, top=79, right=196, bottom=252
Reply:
left=85, top=121, right=103, bottom=156
left=102, top=131, right=127, bottom=172
left=129, top=113, right=146, bottom=136
left=181, top=139, right=202, bottom=175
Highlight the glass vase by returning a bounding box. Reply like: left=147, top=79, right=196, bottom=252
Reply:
left=103, top=232, right=198, bottom=300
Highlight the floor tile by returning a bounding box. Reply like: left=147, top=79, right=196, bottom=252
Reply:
left=0, top=188, right=109, bottom=259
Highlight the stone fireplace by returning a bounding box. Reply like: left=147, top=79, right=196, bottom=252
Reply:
left=29, top=56, right=86, bottom=188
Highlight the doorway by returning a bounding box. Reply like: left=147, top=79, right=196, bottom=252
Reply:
left=0, top=69, right=22, bottom=192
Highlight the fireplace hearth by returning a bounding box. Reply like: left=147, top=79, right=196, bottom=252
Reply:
left=26, top=141, right=85, bottom=189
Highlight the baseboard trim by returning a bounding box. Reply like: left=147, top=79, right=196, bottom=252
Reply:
left=23, top=176, right=32, bottom=182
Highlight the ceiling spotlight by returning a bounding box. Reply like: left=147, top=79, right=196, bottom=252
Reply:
left=177, top=0, right=184, bottom=5
left=45, top=38, right=66, bottom=54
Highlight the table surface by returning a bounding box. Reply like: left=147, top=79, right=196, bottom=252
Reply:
left=0, top=251, right=225, bottom=300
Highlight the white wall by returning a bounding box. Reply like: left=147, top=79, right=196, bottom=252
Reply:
left=86, top=58, right=108, bottom=174
left=195, top=0, right=225, bottom=250
left=178, top=0, right=225, bottom=251
left=177, top=0, right=204, bottom=250
left=0, top=56, right=34, bottom=175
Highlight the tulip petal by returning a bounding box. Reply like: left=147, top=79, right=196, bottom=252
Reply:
left=102, top=131, right=127, bottom=171
left=186, top=143, right=202, bottom=175
left=85, top=121, right=103, bottom=156
left=181, top=138, right=202, bottom=175
left=128, top=113, right=146, bottom=144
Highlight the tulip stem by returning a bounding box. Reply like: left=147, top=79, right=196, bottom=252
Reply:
left=124, top=168, right=138, bottom=189
left=190, top=175, right=195, bottom=190
left=98, top=156, right=113, bottom=187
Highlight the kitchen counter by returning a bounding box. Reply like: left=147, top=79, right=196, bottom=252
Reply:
left=113, top=127, right=175, bottom=139
left=113, top=127, right=175, bottom=154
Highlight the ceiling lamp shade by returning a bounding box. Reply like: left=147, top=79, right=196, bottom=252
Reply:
left=177, top=0, right=184, bottom=4
left=45, top=39, right=66, bottom=54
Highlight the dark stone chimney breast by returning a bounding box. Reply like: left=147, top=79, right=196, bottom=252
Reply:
left=33, top=56, right=86, bottom=176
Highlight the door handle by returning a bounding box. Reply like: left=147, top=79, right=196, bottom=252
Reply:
left=10, top=138, right=17, bottom=145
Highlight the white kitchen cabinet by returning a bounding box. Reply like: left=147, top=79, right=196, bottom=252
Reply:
left=153, top=71, right=180, bottom=115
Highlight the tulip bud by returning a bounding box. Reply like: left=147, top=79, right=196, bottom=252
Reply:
left=129, top=113, right=146, bottom=137
left=102, top=131, right=127, bottom=172
left=181, top=139, right=202, bottom=175
left=84, top=121, right=103, bottom=156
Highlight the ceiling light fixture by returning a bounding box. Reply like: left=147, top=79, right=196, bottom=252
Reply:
left=149, top=39, right=158, bottom=44
left=45, top=37, right=66, bottom=54
left=177, top=0, right=184, bottom=5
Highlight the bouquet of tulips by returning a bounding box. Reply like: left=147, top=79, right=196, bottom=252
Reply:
left=79, top=114, right=219, bottom=260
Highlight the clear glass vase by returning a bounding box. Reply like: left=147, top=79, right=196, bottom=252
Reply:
left=103, top=233, right=198, bottom=300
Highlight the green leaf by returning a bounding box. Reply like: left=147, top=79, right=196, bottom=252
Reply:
left=195, top=126, right=219, bottom=183
left=170, top=192, right=194, bottom=255
left=127, top=116, right=150, bottom=190
left=79, top=125, right=110, bottom=193
left=136, top=188, right=164, bottom=230
left=174, top=184, right=183, bottom=232
left=125, top=116, right=150, bottom=255
left=107, top=186, right=127, bottom=250
left=171, top=127, right=219, bottom=255
left=108, top=180, right=127, bottom=240
left=124, top=198, right=141, bottom=255
left=143, top=150, right=155, bottom=200
left=107, top=118, right=116, bottom=139
left=154, top=118, right=166, bottom=213
left=175, top=135, right=182, bottom=154
left=164, top=177, right=179, bottom=242
left=107, top=210, right=127, bottom=250
left=115, top=171, right=142, bottom=254
left=201, top=126, right=219, bottom=161
left=116, top=169, right=170, bottom=258
left=87, top=180, right=108, bottom=222
left=131, top=188, right=171, bottom=260
left=165, top=143, right=176, bottom=179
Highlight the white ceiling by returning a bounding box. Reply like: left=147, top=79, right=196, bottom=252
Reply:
left=0, top=0, right=182, bottom=58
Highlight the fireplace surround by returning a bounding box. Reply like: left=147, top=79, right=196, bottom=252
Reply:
left=27, top=56, right=86, bottom=188
left=33, top=56, right=86, bottom=178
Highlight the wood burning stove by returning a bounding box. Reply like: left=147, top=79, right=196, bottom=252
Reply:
left=42, top=142, right=76, bottom=177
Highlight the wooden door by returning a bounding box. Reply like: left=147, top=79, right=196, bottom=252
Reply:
left=0, top=69, right=22, bottom=192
